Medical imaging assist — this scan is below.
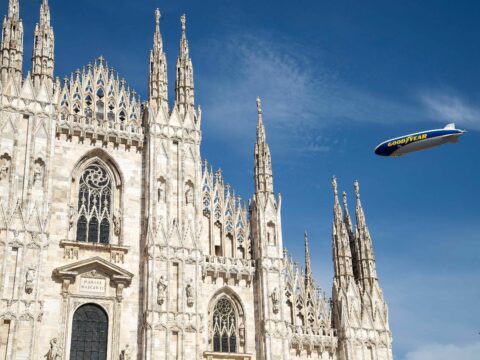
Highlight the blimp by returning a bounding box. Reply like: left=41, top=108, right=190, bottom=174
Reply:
left=374, top=123, right=466, bottom=157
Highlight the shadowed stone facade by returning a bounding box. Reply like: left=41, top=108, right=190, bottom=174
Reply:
left=0, top=1, right=393, bottom=359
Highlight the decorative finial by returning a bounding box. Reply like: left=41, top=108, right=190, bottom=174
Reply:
left=181, top=14, right=186, bottom=33
left=98, top=55, right=105, bottom=65
left=155, top=8, right=161, bottom=26
left=332, top=176, right=338, bottom=196
left=256, top=96, right=262, bottom=114
left=354, top=180, right=360, bottom=199
left=304, top=230, right=308, bottom=241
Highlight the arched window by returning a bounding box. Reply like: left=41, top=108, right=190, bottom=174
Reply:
left=76, top=163, right=112, bottom=244
left=212, top=297, right=237, bottom=353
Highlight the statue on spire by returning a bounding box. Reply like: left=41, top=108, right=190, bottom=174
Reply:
left=354, top=180, right=360, bottom=199
left=332, top=176, right=338, bottom=196
left=155, top=8, right=161, bottom=26
left=256, top=96, right=262, bottom=115
left=181, top=14, right=186, bottom=33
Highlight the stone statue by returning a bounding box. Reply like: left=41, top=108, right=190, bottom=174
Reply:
left=25, top=267, right=36, bottom=294
left=113, top=210, right=122, bottom=236
left=157, top=179, right=165, bottom=202
left=157, top=276, right=167, bottom=305
left=44, top=337, right=61, bottom=360
left=185, top=184, right=193, bottom=205
left=271, top=287, right=279, bottom=314
left=0, top=154, right=10, bottom=182
left=33, top=160, right=44, bottom=186
left=119, top=344, right=131, bottom=360
left=186, top=281, right=194, bottom=307
left=68, top=205, right=77, bottom=229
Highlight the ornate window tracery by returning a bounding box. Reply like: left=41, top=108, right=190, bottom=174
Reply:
left=212, top=297, right=237, bottom=353
left=76, top=163, right=112, bottom=244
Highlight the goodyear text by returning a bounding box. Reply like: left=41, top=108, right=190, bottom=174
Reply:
left=388, top=133, right=427, bottom=147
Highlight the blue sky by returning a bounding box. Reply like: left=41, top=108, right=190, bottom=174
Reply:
left=14, top=0, right=480, bottom=359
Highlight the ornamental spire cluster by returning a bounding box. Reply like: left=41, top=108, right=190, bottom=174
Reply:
left=149, top=8, right=168, bottom=110
left=254, top=97, right=274, bottom=194
left=331, top=177, right=379, bottom=290
left=174, top=14, right=195, bottom=110
left=0, top=0, right=24, bottom=84
left=331, top=176, right=354, bottom=285
left=32, top=0, right=54, bottom=90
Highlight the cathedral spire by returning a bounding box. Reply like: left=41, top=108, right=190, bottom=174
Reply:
left=331, top=176, right=354, bottom=285
left=32, top=0, right=54, bottom=90
left=149, top=8, right=168, bottom=110
left=254, top=97, right=274, bottom=194
left=354, top=180, right=378, bottom=287
left=174, top=14, right=194, bottom=110
left=304, top=230, right=313, bottom=286
left=0, top=0, right=24, bottom=84
left=343, top=191, right=360, bottom=281
left=8, top=0, right=19, bottom=20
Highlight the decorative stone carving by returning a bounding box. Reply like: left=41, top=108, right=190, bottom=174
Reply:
left=157, top=276, right=167, bottom=305
left=271, top=287, right=279, bottom=314
left=186, top=280, right=194, bottom=307
left=119, top=344, right=131, bottom=360
left=0, top=153, right=11, bottom=182
left=44, top=337, right=62, bottom=360
left=25, top=267, right=36, bottom=294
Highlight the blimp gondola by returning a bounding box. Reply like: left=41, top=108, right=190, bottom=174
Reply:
left=374, top=123, right=466, bottom=157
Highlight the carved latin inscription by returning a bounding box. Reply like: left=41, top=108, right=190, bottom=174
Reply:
left=79, top=277, right=106, bottom=294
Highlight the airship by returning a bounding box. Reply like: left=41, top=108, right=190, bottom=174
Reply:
left=374, top=123, right=466, bottom=157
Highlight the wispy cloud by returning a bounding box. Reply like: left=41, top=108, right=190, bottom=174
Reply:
left=420, top=92, right=480, bottom=130
left=197, top=33, right=426, bottom=155
left=405, top=342, right=480, bottom=360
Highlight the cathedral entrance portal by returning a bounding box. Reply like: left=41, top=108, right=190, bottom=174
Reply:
left=70, top=304, right=108, bottom=360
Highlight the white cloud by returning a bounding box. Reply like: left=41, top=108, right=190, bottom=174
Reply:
left=405, top=342, right=480, bottom=360
left=420, top=92, right=480, bottom=130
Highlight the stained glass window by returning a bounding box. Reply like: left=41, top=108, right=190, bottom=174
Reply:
left=212, top=297, right=237, bottom=353
left=76, top=163, right=112, bottom=244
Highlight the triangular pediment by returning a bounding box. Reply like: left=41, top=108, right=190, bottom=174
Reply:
left=53, top=256, right=133, bottom=286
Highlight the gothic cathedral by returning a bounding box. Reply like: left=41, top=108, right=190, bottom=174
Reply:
left=0, top=1, right=393, bottom=359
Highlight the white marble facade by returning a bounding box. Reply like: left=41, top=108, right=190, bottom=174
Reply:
left=0, top=1, right=393, bottom=359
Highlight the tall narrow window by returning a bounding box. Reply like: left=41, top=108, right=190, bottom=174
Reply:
left=76, top=163, right=112, bottom=244
left=212, top=297, right=237, bottom=353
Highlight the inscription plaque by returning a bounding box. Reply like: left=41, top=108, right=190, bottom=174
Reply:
left=80, top=277, right=106, bottom=294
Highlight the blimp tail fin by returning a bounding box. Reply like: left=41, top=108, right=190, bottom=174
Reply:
left=444, top=123, right=456, bottom=129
